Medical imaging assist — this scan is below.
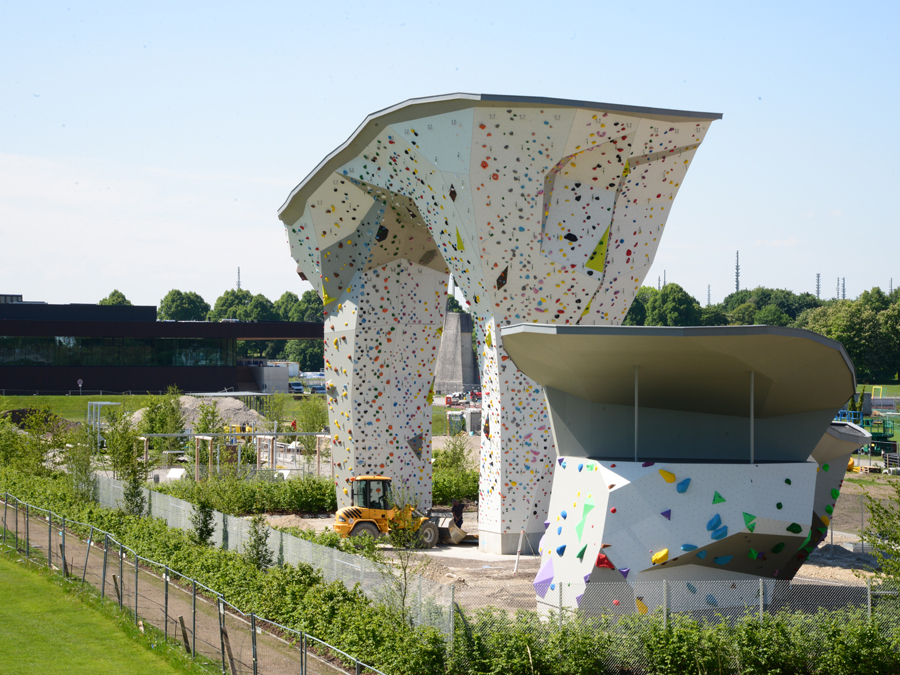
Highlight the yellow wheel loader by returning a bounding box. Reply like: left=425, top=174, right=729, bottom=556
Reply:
left=333, top=475, right=440, bottom=548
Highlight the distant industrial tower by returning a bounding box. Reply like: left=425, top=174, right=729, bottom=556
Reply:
left=842, top=277, right=846, bottom=300
left=816, top=273, right=821, bottom=300
left=236, top=267, right=241, bottom=290
left=836, top=277, right=840, bottom=300
left=735, top=251, right=740, bottom=293
left=707, top=284, right=711, bottom=306
left=657, top=276, right=661, bottom=291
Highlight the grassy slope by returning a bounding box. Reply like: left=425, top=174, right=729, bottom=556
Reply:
left=0, top=554, right=196, bottom=675
left=0, top=394, right=157, bottom=423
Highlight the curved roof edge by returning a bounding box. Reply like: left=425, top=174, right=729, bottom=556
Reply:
left=277, top=93, right=723, bottom=222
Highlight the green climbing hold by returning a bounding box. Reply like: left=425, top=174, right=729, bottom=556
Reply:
left=818, top=526, right=828, bottom=535
left=747, top=522, right=756, bottom=533
left=785, top=478, right=792, bottom=485
left=786, top=523, right=803, bottom=534
left=748, top=548, right=758, bottom=559
left=743, top=512, right=756, bottom=527
left=576, top=544, right=587, bottom=560
left=776, top=502, right=783, bottom=510
left=772, top=542, right=786, bottom=554
left=823, top=463, right=830, bottom=472
left=831, top=488, right=840, bottom=500
left=712, top=491, right=726, bottom=505
left=825, top=504, right=833, bottom=515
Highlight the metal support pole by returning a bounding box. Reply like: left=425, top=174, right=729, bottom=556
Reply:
left=165, top=565, right=169, bottom=642
left=449, top=585, right=455, bottom=661
left=558, top=583, right=563, bottom=627
left=15, top=500, right=19, bottom=548
left=2, top=493, right=7, bottom=545
left=134, top=552, right=139, bottom=624
left=867, top=577, right=872, bottom=621
left=750, top=371, right=755, bottom=464
left=60, top=516, right=65, bottom=570
left=218, top=596, right=227, bottom=675
left=861, top=495, right=865, bottom=554
left=634, top=366, right=639, bottom=462
left=82, top=526, right=93, bottom=583
left=25, top=504, right=29, bottom=558
left=759, top=578, right=764, bottom=623
left=48, top=512, right=53, bottom=569
left=101, top=534, right=109, bottom=598
left=119, top=543, right=124, bottom=609
left=250, top=613, right=258, bottom=675
left=192, top=580, right=197, bottom=658
left=301, top=633, right=306, bottom=675
left=663, top=580, right=668, bottom=631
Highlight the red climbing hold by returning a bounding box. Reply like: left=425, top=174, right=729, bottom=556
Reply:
left=596, top=553, right=616, bottom=570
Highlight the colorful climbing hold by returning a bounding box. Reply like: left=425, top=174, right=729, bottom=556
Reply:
left=711, top=526, right=728, bottom=540
left=658, top=469, right=676, bottom=483
left=556, top=544, right=567, bottom=556
left=561, top=510, right=568, bottom=519
left=676, top=478, right=691, bottom=494
left=596, top=553, right=615, bottom=570
left=681, top=544, right=698, bottom=552
left=823, top=463, right=830, bottom=472
left=743, top=512, right=757, bottom=527
left=661, top=509, right=672, bottom=520
left=696, top=550, right=708, bottom=559
left=578, top=463, right=584, bottom=472
left=776, top=502, right=783, bottom=510
left=619, top=567, right=630, bottom=579
left=706, top=594, right=719, bottom=607
left=641, top=462, right=655, bottom=468
left=686, top=583, right=697, bottom=594
left=635, top=597, right=648, bottom=614
left=825, top=504, right=833, bottom=514
left=651, top=549, right=669, bottom=564
left=610, top=507, right=617, bottom=514
left=748, top=549, right=758, bottom=559
left=714, top=556, right=733, bottom=565
left=786, top=523, right=803, bottom=534
left=706, top=514, right=722, bottom=531
left=772, top=542, right=786, bottom=554
left=712, top=491, right=726, bottom=505
left=785, top=478, right=792, bottom=485
left=613, top=599, right=620, bottom=606
left=831, top=488, right=840, bottom=500
left=576, top=544, right=587, bottom=560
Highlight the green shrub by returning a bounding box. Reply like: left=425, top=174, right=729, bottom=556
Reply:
left=642, top=613, right=731, bottom=675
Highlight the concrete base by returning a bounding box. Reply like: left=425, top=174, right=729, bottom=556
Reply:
left=478, top=529, right=544, bottom=555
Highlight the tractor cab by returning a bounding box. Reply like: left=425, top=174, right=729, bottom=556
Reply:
left=333, top=475, right=439, bottom=548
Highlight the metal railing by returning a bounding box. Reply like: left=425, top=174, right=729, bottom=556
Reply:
left=1, top=492, right=387, bottom=675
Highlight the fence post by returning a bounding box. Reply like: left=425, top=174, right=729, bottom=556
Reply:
left=3, top=492, right=7, bottom=545
left=558, top=583, right=563, bottom=627
left=15, top=499, right=19, bottom=548
left=449, top=584, right=455, bottom=662
left=119, top=543, right=124, bottom=609
left=663, top=580, right=668, bottom=631
left=250, top=613, right=258, bottom=675
left=218, top=596, right=227, bottom=675
left=759, top=578, right=764, bottom=622
left=192, top=580, right=197, bottom=659
left=101, top=534, right=109, bottom=598
left=867, top=577, right=872, bottom=621
left=300, top=632, right=306, bottom=675
left=164, top=565, right=169, bottom=642
left=356, top=661, right=362, bottom=675
left=60, top=515, right=65, bottom=572
left=25, top=504, right=30, bottom=559
left=417, top=576, right=422, bottom=626
left=48, top=512, right=53, bottom=569
left=82, top=526, right=94, bottom=583
left=861, top=494, right=866, bottom=554
left=134, top=552, right=139, bottom=624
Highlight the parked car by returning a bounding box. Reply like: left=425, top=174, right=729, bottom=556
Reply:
left=288, top=382, right=304, bottom=393
left=310, top=384, right=326, bottom=395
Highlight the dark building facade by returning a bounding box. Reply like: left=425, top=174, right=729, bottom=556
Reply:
left=0, top=303, right=322, bottom=394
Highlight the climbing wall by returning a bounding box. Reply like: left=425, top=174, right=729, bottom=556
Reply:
left=280, top=96, right=718, bottom=550
left=535, top=458, right=834, bottom=612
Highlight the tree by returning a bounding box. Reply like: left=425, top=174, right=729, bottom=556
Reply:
left=65, top=424, right=96, bottom=502
left=804, top=302, right=887, bottom=381
left=447, top=296, right=465, bottom=314
left=138, top=386, right=185, bottom=462
left=288, top=290, right=324, bottom=324
left=754, top=304, right=791, bottom=327
left=645, top=284, right=701, bottom=327
left=282, top=339, right=325, bottom=370
left=99, top=289, right=132, bottom=306
left=274, top=292, right=301, bottom=321
left=859, top=287, right=891, bottom=314
left=158, top=290, right=210, bottom=321
left=244, top=514, right=274, bottom=571
left=208, top=288, right=254, bottom=321
left=104, top=405, right=141, bottom=479
left=190, top=496, right=216, bottom=546
left=295, top=395, right=328, bottom=455
left=730, top=302, right=758, bottom=325
left=624, top=286, right=659, bottom=326
left=699, top=305, right=728, bottom=326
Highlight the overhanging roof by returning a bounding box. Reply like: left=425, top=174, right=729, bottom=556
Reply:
left=501, top=324, right=855, bottom=419
left=277, top=92, right=723, bottom=224
left=0, top=319, right=323, bottom=341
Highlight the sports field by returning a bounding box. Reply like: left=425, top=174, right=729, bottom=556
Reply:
left=0, top=553, right=201, bottom=675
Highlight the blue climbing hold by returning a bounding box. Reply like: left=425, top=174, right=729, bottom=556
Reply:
left=561, top=510, right=567, bottom=519
left=660, top=509, right=672, bottom=520
left=556, top=544, right=566, bottom=556
left=711, top=526, right=728, bottom=540
left=578, top=463, right=584, bottom=472
left=714, top=555, right=733, bottom=565
left=557, top=526, right=562, bottom=535
left=706, top=514, right=721, bottom=531
left=696, top=551, right=707, bottom=559
left=686, top=583, right=697, bottom=594
left=676, top=478, right=691, bottom=493
left=681, top=544, right=698, bottom=552
left=706, top=594, right=719, bottom=607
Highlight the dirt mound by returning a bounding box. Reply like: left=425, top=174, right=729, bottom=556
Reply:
left=0, top=408, right=79, bottom=433
left=130, top=396, right=265, bottom=430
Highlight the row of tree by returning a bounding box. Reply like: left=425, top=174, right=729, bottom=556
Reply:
left=99, top=288, right=325, bottom=368
left=623, top=283, right=900, bottom=382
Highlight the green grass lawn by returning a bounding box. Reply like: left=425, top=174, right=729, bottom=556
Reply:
left=858, top=383, right=900, bottom=397
left=0, top=394, right=158, bottom=423
left=0, top=553, right=206, bottom=675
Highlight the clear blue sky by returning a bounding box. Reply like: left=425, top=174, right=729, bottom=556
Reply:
left=2, top=1, right=897, bottom=309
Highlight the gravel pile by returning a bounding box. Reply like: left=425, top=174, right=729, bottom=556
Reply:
left=131, top=396, right=265, bottom=429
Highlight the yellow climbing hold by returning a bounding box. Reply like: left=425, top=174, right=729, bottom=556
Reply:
left=322, top=288, right=336, bottom=306
left=456, top=228, right=465, bottom=251
left=651, top=549, right=669, bottom=564
left=635, top=598, right=648, bottom=615
left=622, top=159, right=631, bottom=177
left=585, top=226, right=610, bottom=273
left=821, top=515, right=830, bottom=526
left=658, top=469, right=676, bottom=483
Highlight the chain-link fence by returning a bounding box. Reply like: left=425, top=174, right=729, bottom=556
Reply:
left=1, top=492, right=386, bottom=675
